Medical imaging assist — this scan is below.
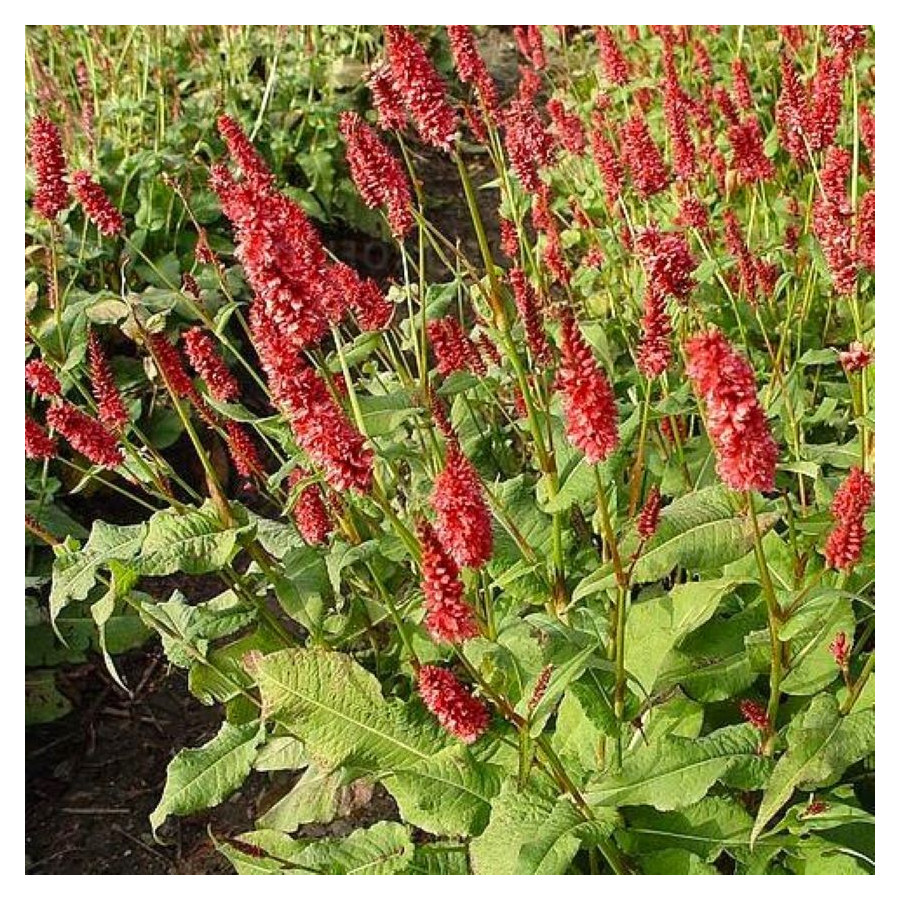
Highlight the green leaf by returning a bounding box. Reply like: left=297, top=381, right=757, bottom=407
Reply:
left=50, top=521, right=147, bottom=625
left=641, top=849, right=717, bottom=874
left=408, top=843, right=471, bottom=874
left=575, top=488, right=776, bottom=598
left=470, top=778, right=617, bottom=874
left=778, top=591, right=855, bottom=695
left=25, top=669, right=72, bottom=726
left=138, top=503, right=249, bottom=576
left=255, top=648, right=502, bottom=836
left=227, top=822, right=414, bottom=874
left=626, top=577, right=745, bottom=694
left=751, top=694, right=875, bottom=846
left=586, top=724, right=763, bottom=811
left=356, top=390, right=420, bottom=437
left=257, top=764, right=346, bottom=831
left=149, top=720, right=265, bottom=836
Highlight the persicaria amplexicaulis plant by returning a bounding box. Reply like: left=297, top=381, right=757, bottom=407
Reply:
left=25, top=25, right=874, bottom=876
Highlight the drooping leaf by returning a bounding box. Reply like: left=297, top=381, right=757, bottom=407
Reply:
left=255, top=648, right=502, bottom=836
left=470, top=777, right=617, bottom=874
left=149, top=720, right=265, bottom=836
left=586, top=724, right=763, bottom=811
left=138, top=503, right=250, bottom=576
left=751, top=693, right=875, bottom=846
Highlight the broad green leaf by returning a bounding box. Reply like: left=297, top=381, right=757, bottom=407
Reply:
left=356, top=390, right=420, bottom=437
left=408, top=843, right=471, bottom=874
left=254, top=736, right=307, bottom=772
left=626, top=577, right=744, bottom=694
left=620, top=796, right=760, bottom=864
left=50, top=521, right=146, bottom=624
left=138, top=503, right=249, bottom=576
left=586, top=724, right=763, bottom=811
left=228, top=822, right=414, bottom=874
left=779, top=591, right=855, bottom=695
left=661, top=602, right=765, bottom=702
left=751, top=693, right=875, bottom=846
left=470, top=777, right=617, bottom=874
left=552, top=678, right=616, bottom=778
left=255, top=648, right=502, bottom=836
left=257, top=764, right=346, bottom=831
left=149, top=720, right=265, bottom=836
left=574, top=488, right=777, bottom=598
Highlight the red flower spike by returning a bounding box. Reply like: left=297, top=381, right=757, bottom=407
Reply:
left=739, top=698, right=770, bottom=732
left=527, top=665, right=554, bottom=715
left=499, top=217, right=519, bottom=259
left=431, top=442, right=493, bottom=570
left=88, top=332, right=129, bottom=430
left=825, top=26, right=869, bottom=58
left=447, top=26, right=498, bottom=114
left=731, top=58, right=753, bottom=111
left=637, top=486, right=663, bottom=540
left=635, top=226, right=697, bottom=303
left=29, top=115, right=69, bottom=220
left=509, top=269, right=552, bottom=366
left=224, top=421, right=264, bottom=482
left=25, top=359, right=61, bottom=399
left=428, top=318, right=484, bottom=377
left=417, top=665, right=490, bottom=744
left=728, top=115, right=775, bottom=184
left=637, top=286, right=672, bottom=379
left=590, top=117, right=625, bottom=211
left=825, top=467, right=874, bottom=572
left=417, top=521, right=478, bottom=644
left=504, top=94, right=556, bottom=192
left=829, top=631, right=850, bottom=669
left=513, top=26, right=546, bottom=71
left=183, top=327, right=240, bottom=403
left=288, top=469, right=333, bottom=546
left=217, top=114, right=274, bottom=188
left=339, top=111, right=414, bottom=240
left=546, top=98, right=586, bottom=155
left=71, top=170, right=124, bottom=237
left=685, top=329, right=778, bottom=493
left=556, top=313, right=619, bottom=464
left=368, top=63, right=407, bottom=132
left=595, top=27, right=630, bottom=86
left=26, top=415, right=57, bottom=460
left=384, top=26, right=457, bottom=152
left=46, top=402, right=123, bottom=469
left=620, top=113, right=669, bottom=198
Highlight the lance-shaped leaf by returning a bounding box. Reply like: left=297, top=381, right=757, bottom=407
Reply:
left=150, top=720, right=265, bottom=836
left=574, top=488, right=779, bottom=598
left=586, top=724, right=763, bottom=811
left=221, top=822, right=414, bottom=875
left=255, top=648, right=502, bottom=836
left=50, top=521, right=146, bottom=624
left=138, top=502, right=250, bottom=576
left=751, top=693, right=875, bottom=846
left=470, top=777, right=617, bottom=874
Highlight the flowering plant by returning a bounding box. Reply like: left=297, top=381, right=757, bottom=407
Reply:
left=26, top=25, right=873, bottom=874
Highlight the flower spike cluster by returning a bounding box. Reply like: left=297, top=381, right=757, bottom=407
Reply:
left=417, top=521, right=478, bottom=644
left=46, top=402, right=123, bottom=469
left=430, top=442, right=493, bottom=570
left=29, top=115, right=69, bottom=219
left=556, top=313, right=619, bottom=464
left=417, top=665, right=490, bottom=744
left=685, top=328, right=778, bottom=492
left=26, top=415, right=57, bottom=460
left=71, top=171, right=124, bottom=236
left=447, top=26, right=498, bottom=114
left=183, top=327, right=240, bottom=403
left=383, top=26, right=458, bottom=151
left=824, top=467, right=874, bottom=572
left=88, top=332, right=129, bottom=430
